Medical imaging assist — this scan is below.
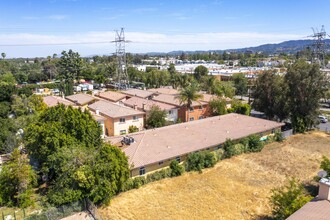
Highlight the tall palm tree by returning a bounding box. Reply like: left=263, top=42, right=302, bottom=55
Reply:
left=176, top=82, right=203, bottom=122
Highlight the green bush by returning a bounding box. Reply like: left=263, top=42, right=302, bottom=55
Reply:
left=146, top=168, right=171, bottom=182
left=185, top=151, right=217, bottom=172
left=271, top=179, right=312, bottom=220
left=274, top=130, right=284, bottom=142
left=247, top=134, right=264, bottom=152
left=170, top=160, right=184, bottom=177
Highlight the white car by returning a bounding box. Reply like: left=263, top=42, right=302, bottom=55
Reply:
left=318, top=116, right=328, bottom=123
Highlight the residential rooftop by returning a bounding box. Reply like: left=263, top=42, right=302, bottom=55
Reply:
left=66, top=93, right=97, bottom=106
left=108, top=113, right=284, bottom=169
left=121, top=88, right=156, bottom=99
left=287, top=197, right=330, bottom=220
left=148, top=88, right=180, bottom=95
left=152, top=93, right=207, bottom=107
left=89, top=100, right=145, bottom=119
left=97, top=91, right=127, bottom=102
left=123, top=96, right=176, bottom=111
left=43, top=96, right=75, bottom=107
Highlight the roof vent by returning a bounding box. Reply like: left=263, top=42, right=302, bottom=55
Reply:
left=121, top=136, right=135, bottom=145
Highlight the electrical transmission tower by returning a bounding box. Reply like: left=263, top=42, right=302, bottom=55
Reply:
left=112, top=28, right=130, bottom=90
left=308, top=25, right=327, bottom=68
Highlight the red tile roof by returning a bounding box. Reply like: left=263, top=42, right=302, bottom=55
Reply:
left=107, top=113, right=284, bottom=169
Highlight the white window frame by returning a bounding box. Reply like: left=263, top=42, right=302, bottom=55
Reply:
left=119, top=118, right=126, bottom=123
left=133, top=115, right=138, bottom=121
left=120, top=129, right=127, bottom=135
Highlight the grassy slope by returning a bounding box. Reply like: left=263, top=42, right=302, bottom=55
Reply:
left=100, top=132, right=330, bottom=220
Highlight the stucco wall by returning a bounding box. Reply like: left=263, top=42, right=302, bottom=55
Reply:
left=113, top=114, right=144, bottom=136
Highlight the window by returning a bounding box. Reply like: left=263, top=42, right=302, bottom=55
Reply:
left=133, top=116, right=138, bottom=121
left=119, top=118, right=126, bottom=123
left=139, top=167, right=146, bottom=175
left=105, top=128, right=109, bottom=136
left=271, top=129, right=275, bottom=134
left=199, top=106, right=203, bottom=110
left=189, top=107, right=194, bottom=112
left=168, top=110, right=173, bottom=115
left=198, top=116, right=204, bottom=120
left=189, top=117, right=194, bottom=121
left=158, top=161, right=164, bottom=166
left=120, top=130, right=127, bottom=135
left=176, top=156, right=181, bottom=163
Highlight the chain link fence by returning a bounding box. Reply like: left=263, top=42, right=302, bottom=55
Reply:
left=1, top=199, right=102, bottom=220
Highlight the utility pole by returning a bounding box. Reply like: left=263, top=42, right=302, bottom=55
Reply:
left=307, top=25, right=327, bottom=68
left=112, top=28, right=130, bottom=90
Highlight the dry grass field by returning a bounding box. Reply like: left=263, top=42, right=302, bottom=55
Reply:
left=100, top=132, right=330, bottom=220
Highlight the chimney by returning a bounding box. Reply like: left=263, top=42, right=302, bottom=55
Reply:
left=133, top=105, right=137, bottom=110
left=318, top=178, right=330, bottom=200
left=96, top=108, right=100, bottom=115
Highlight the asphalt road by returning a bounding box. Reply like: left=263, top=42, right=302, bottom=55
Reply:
left=317, top=121, right=330, bottom=132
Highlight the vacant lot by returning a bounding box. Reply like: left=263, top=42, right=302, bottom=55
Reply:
left=100, top=132, right=330, bottom=220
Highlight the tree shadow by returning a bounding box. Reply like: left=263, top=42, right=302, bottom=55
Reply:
left=303, top=181, right=318, bottom=197
left=253, top=215, right=274, bottom=220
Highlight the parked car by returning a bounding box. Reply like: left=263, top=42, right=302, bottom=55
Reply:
left=318, top=116, right=328, bottom=123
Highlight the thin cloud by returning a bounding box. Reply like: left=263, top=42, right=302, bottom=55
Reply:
left=0, top=31, right=305, bottom=57
left=47, top=15, right=69, bottom=20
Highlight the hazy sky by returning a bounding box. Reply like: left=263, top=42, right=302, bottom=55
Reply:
left=0, top=0, right=329, bottom=57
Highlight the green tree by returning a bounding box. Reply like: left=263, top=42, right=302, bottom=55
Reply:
left=1, top=52, right=6, bottom=60
left=270, top=179, right=312, bottom=220
left=146, top=105, right=167, bottom=128
left=194, top=65, right=208, bottom=81
left=209, top=97, right=227, bottom=116
left=0, top=149, right=36, bottom=208
left=228, top=100, right=251, bottom=115
left=253, top=70, right=289, bottom=121
left=25, top=104, right=129, bottom=205
left=232, top=73, right=248, bottom=99
left=212, top=80, right=236, bottom=98
left=58, top=50, right=83, bottom=96
left=0, top=118, right=17, bottom=153
left=176, top=82, right=203, bottom=122
left=285, top=60, right=329, bottom=133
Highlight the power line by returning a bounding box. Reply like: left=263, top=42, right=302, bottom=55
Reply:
left=0, top=41, right=111, bottom=47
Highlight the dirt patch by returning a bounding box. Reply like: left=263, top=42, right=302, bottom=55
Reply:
left=100, top=131, right=330, bottom=220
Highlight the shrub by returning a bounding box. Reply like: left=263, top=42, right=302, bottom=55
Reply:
left=128, top=125, right=139, bottom=133
left=185, top=151, right=217, bottom=172
left=214, top=149, right=225, bottom=161
left=274, top=130, right=284, bottom=142
left=146, top=168, right=171, bottom=182
left=169, top=160, right=184, bottom=177
left=247, top=135, right=264, bottom=152
left=270, top=179, right=312, bottom=220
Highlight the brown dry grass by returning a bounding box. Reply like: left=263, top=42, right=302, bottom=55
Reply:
left=100, top=132, right=330, bottom=220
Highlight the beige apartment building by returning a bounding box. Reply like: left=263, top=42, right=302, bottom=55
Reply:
left=89, top=100, right=145, bottom=136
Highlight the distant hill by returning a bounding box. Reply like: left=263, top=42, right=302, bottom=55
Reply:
left=147, top=39, right=330, bottom=56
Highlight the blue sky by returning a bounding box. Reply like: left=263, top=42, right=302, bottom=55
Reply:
left=0, top=0, right=329, bottom=57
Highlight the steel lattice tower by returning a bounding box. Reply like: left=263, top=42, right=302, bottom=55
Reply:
left=113, top=28, right=130, bottom=89
left=308, top=25, right=327, bottom=68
